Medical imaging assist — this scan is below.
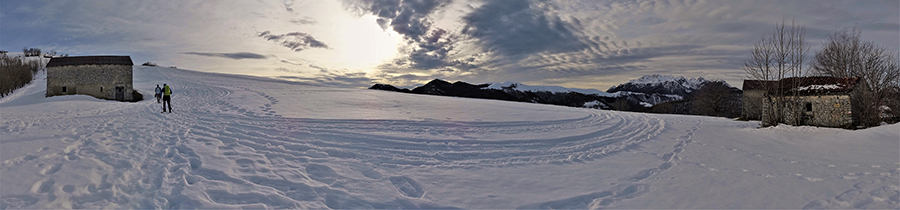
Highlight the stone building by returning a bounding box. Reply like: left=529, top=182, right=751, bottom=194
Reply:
left=46, top=56, right=135, bottom=101
left=745, top=77, right=860, bottom=128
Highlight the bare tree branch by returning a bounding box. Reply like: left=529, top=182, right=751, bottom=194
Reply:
left=744, top=19, right=808, bottom=126
left=811, top=27, right=900, bottom=126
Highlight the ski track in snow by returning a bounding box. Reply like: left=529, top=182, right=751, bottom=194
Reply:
left=1, top=67, right=897, bottom=209
left=1, top=68, right=666, bottom=209
left=516, top=120, right=700, bottom=209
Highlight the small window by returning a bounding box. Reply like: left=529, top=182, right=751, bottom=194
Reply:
left=805, top=103, right=812, bottom=111
left=100, top=87, right=103, bottom=92
left=62, top=86, right=67, bottom=93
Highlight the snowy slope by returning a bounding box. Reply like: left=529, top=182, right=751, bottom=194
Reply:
left=1, top=67, right=898, bottom=209
left=607, top=74, right=714, bottom=96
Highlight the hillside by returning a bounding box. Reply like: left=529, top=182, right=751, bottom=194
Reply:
left=1, top=67, right=897, bottom=209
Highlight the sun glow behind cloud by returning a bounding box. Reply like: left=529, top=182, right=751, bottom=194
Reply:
left=330, top=15, right=402, bottom=72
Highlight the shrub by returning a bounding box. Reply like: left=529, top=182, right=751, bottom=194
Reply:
left=0, top=54, right=40, bottom=97
left=21, top=47, right=41, bottom=57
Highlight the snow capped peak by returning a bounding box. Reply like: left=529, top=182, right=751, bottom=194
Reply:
left=485, top=81, right=613, bottom=97
left=626, top=75, right=709, bottom=89
left=611, top=74, right=717, bottom=93
left=628, top=75, right=684, bottom=84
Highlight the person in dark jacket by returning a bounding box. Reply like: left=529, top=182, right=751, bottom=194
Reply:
left=154, top=84, right=162, bottom=103
left=162, top=84, right=173, bottom=113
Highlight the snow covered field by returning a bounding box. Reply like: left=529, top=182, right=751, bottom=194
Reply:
left=1, top=66, right=898, bottom=209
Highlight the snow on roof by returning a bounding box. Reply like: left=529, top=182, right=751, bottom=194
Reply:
left=796, top=84, right=842, bottom=91
left=765, top=77, right=859, bottom=95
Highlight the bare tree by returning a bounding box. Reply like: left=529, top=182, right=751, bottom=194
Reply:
left=744, top=19, right=808, bottom=127
left=21, top=47, right=42, bottom=57
left=0, top=54, right=39, bottom=97
left=812, top=28, right=862, bottom=77
left=812, top=27, right=900, bottom=126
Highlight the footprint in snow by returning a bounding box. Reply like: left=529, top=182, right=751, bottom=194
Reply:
left=40, top=163, right=63, bottom=175
left=390, top=176, right=424, bottom=198
left=306, top=164, right=339, bottom=184
left=31, top=179, right=55, bottom=193
left=61, top=185, right=76, bottom=193
left=350, top=164, right=383, bottom=179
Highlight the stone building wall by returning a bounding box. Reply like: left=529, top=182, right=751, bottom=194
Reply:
left=761, top=94, right=854, bottom=128
left=742, top=90, right=764, bottom=120
left=783, top=95, right=853, bottom=128
left=46, top=64, right=133, bottom=101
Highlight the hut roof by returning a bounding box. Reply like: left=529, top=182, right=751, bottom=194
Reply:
left=46, top=56, right=133, bottom=67
left=771, top=77, right=858, bottom=95
left=742, top=80, right=777, bottom=91
left=744, top=77, right=858, bottom=95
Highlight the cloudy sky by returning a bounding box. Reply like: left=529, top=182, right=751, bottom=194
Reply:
left=2, top=0, right=898, bottom=90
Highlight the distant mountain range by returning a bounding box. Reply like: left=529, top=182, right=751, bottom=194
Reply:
left=607, top=75, right=722, bottom=108
left=370, top=75, right=742, bottom=117
left=371, top=79, right=615, bottom=109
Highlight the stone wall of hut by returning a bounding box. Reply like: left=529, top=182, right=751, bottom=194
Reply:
left=762, top=94, right=854, bottom=128
left=46, top=64, right=133, bottom=101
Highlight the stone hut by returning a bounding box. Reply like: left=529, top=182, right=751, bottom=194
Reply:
left=749, top=77, right=860, bottom=128
left=46, top=56, right=135, bottom=101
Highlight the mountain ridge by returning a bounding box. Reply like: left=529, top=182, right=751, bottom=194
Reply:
left=370, top=75, right=741, bottom=117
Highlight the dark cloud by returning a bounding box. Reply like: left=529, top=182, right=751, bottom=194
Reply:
left=344, top=0, right=471, bottom=71
left=402, top=28, right=478, bottom=70
left=290, top=16, right=317, bottom=25
left=258, top=31, right=330, bottom=52
left=283, top=0, right=295, bottom=13
left=349, top=0, right=452, bottom=41
left=358, top=0, right=597, bottom=84
left=182, top=52, right=268, bottom=59
left=308, top=64, right=327, bottom=72
left=461, top=0, right=587, bottom=57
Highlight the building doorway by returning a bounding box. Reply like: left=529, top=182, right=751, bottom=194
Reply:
left=115, top=86, right=125, bottom=101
